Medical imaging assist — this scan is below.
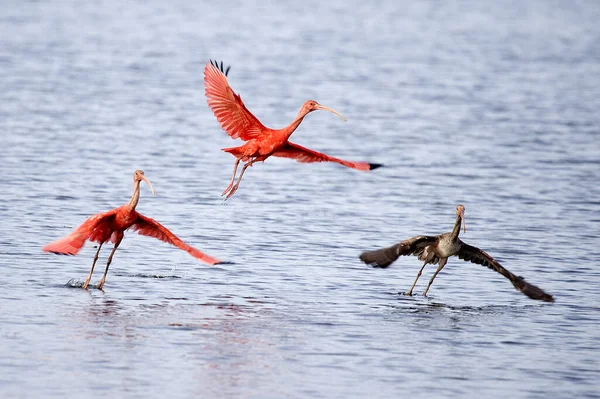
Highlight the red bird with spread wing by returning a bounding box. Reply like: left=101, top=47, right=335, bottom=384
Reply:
left=43, top=170, right=222, bottom=290
left=204, top=60, right=382, bottom=199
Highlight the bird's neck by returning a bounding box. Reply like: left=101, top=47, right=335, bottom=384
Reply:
left=283, top=111, right=308, bottom=139
left=127, top=180, right=141, bottom=210
left=450, top=214, right=463, bottom=241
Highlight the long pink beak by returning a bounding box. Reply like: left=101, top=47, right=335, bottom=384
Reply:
left=315, top=104, right=347, bottom=122
left=460, top=209, right=466, bottom=233
left=142, top=176, right=155, bottom=196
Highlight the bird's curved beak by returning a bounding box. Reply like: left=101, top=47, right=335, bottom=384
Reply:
left=460, top=208, right=466, bottom=233
left=315, top=104, right=347, bottom=122
left=142, top=176, right=155, bottom=196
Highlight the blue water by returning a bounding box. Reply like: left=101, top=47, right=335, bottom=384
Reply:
left=1, top=1, right=599, bottom=398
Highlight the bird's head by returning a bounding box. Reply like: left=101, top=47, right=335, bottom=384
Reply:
left=301, top=100, right=346, bottom=121
left=134, top=170, right=155, bottom=196
left=456, top=204, right=466, bottom=232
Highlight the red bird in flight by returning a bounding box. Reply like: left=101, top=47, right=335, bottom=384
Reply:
left=43, top=170, right=222, bottom=290
left=204, top=60, right=382, bottom=199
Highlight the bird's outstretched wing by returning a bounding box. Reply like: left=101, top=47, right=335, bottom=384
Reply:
left=131, top=214, right=222, bottom=265
left=359, top=235, right=438, bottom=268
left=204, top=60, right=266, bottom=141
left=272, top=142, right=382, bottom=171
left=43, top=209, right=118, bottom=255
left=457, top=243, right=554, bottom=302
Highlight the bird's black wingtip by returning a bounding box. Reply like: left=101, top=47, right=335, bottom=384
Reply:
left=369, top=163, right=384, bottom=170
left=209, top=59, right=231, bottom=77
left=49, top=251, right=75, bottom=256
left=359, top=253, right=389, bottom=268
left=517, top=276, right=555, bottom=302
left=214, top=261, right=235, bottom=265
left=542, top=294, right=555, bottom=302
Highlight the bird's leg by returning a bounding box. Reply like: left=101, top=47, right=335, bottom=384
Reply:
left=405, top=262, right=427, bottom=296
left=82, top=242, right=103, bottom=290
left=221, top=158, right=241, bottom=196
left=225, top=161, right=254, bottom=200
left=423, top=258, right=448, bottom=297
left=97, top=237, right=122, bottom=290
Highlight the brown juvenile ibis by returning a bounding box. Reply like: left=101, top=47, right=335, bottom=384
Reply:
left=359, top=205, right=554, bottom=302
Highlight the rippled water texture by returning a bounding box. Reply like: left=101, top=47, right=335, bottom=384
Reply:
left=1, top=1, right=599, bottom=398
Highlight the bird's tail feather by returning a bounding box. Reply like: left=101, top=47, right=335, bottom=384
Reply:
left=222, top=147, right=244, bottom=157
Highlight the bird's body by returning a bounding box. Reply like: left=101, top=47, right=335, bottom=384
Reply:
left=430, top=232, right=462, bottom=259
left=204, top=60, right=381, bottom=199
left=43, top=170, right=222, bottom=289
left=359, top=205, right=554, bottom=302
left=221, top=127, right=285, bottom=162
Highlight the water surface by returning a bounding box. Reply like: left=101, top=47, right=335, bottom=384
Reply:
left=1, top=1, right=599, bottom=398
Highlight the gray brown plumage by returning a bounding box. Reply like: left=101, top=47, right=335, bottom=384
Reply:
left=359, top=205, right=554, bottom=302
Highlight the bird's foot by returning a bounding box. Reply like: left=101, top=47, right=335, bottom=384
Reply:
left=221, top=185, right=234, bottom=197
left=225, top=185, right=240, bottom=200
left=82, top=280, right=90, bottom=290
left=404, top=291, right=414, bottom=296
left=97, top=280, right=105, bottom=290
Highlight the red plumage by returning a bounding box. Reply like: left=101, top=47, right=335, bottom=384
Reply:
left=204, top=60, right=381, bottom=199
left=43, top=170, right=222, bottom=290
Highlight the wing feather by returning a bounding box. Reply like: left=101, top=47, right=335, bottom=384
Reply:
left=204, top=60, right=266, bottom=141
left=131, top=214, right=222, bottom=265
left=457, top=243, right=554, bottom=302
left=359, top=235, right=438, bottom=268
left=43, top=209, right=118, bottom=255
left=272, top=142, right=381, bottom=171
